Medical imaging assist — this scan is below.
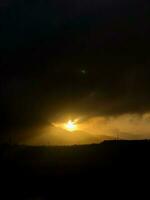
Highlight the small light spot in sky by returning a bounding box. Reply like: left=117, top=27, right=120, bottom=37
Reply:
left=81, top=69, right=87, bottom=75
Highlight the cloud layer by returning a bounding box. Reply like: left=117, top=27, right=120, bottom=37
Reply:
left=0, top=0, right=150, bottom=144
left=7, top=113, right=150, bottom=146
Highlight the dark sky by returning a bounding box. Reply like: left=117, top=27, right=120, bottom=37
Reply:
left=0, top=0, right=150, bottom=138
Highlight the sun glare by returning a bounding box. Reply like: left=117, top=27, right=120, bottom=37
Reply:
left=65, top=120, right=77, bottom=132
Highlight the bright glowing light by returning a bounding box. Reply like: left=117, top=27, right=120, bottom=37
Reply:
left=65, top=120, right=77, bottom=132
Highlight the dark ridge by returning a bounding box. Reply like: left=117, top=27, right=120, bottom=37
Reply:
left=0, top=140, right=150, bottom=198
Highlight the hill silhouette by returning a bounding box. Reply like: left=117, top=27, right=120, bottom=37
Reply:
left=0, top=140, right=150, bottom=198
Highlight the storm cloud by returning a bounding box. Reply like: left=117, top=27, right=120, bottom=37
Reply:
left=0, top=0, right=150, bottom=142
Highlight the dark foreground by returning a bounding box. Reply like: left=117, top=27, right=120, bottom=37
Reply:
left=0, top=140, right=150, bottom=199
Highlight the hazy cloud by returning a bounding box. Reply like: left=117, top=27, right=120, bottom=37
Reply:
left=79, top=113, right=150, bottom=140
left=6, top=113, right=150, bottom=146
left=0, top=0, right=150, bottom=144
